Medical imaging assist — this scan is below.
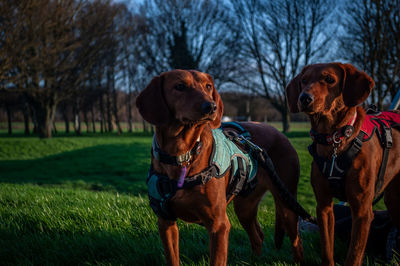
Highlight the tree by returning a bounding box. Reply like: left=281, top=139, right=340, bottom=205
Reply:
left=338, top=0, right=400, bottom=109
left=0, top=0, right=127, bottom=138
left=230, top=0, right=335, bottom=132
left=132, top=0, right=242, bottom=87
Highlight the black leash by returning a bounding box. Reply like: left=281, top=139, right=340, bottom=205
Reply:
left=225, top=131, right=317, bottom=224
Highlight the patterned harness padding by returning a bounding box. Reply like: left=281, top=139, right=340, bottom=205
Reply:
left=147, top=122, right=258, bottom=220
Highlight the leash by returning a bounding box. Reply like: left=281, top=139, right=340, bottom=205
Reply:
left=224, top=131, right=317, bottom=224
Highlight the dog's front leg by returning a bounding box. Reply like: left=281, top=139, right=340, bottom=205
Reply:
left=206, top=213, right=231, bottom=266
left=345, top=199, right=374, bottom=266
left=316, top=200, right=335, bottom=266
left=158, top=218, right=179, bottom=266
left=312, top=168, right=335, bottom=266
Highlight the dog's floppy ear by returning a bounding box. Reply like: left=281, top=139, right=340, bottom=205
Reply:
left=136, top=75, right=170, bottom=126
left=286, top=71, right=303, bottom=113
left=339, top=63, right=374, bottom=107
left=207, top=74, right=223, bottom=129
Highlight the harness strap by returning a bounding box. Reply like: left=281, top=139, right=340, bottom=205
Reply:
left=147, top=164, right=220, bottom=221
left=226, top=129, right=317, bottom=224
left=309, top=123, right=393, bottom=205
left=374, top=120, right=393, bottom=198
left=152, top=136, right=202, bottom=166
left=226, top=157, right=247, bottom=201
left=181, top=164, right=219, bottom=187
left=308, top=132, right=364, bottom=202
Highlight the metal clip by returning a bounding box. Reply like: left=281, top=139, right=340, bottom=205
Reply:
left=328, top=146, right=338, bottom=176
left=239, top=136, right=264, bottom=153
left=176, top=152, right=191, bottom=166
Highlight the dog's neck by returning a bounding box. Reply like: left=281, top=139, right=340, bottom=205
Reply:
left=153, top=122, right=214, bottom=180
left=309, top=106, right=366, bottom=155
left=310, top=106, right=357, bottom=134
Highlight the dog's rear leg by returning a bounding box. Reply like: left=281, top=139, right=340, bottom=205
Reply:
left=158, top=218, right=179, bottom=266
left=233, top=193, right=265, bottom=255
left=269, top=193, right=303, bottom=263
left=384, top=175, right=400, bottom=230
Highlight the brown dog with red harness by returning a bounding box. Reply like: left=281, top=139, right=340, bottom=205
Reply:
left=286, top=62, right=400, bottom=265
left=137, top=69, right=303, bottom=265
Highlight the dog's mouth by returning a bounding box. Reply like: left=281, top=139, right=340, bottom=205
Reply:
left=180, top=114, right=215, bottom=125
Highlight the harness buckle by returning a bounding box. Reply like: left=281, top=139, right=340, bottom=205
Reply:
left=176, top=152, right=191, bottom=166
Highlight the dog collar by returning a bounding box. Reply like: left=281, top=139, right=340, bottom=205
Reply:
left=310, top=110, right=357, bottom=145
left=151, top=136, right=203, bottom=166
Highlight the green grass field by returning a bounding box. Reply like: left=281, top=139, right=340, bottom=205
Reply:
left=0, top=125, right=391, bottom=265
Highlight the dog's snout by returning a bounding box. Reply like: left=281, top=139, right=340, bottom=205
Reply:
left=299, top=92, right=314, bottom=108
left=201, top=101, right=217, bottom=115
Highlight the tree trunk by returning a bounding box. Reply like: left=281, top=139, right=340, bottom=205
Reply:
left=73, top=102, right=81, bottom=135
left=91, top=105, right=96, bottom=133
left=23, top=99, right=30, bottom=135
left=282, top=108, right=290, bottom=133
left=99, top=94, right=105, bottom=133
left=29, top=104, right=39, bottom=134
left=52, top=120, right=58, bottom=135
left=30, top=101, right=57, bottom=138
left=127, top=87, right=133, bottom=133
left=142, top=119, right=147, bottom=133
left=5, top=103, right=12, bottom=135
left=83, top=110, right=89, bottom=133
left=62, top=109, right=70, bottom=134
left=112, top=87, right=123, bottom=134
left=106, top=88, right=113, bottom=132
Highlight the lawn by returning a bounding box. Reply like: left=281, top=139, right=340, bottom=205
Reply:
left=0, top=126, right=388, bottom=265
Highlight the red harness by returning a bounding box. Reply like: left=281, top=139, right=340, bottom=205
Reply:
left=310, top=111, right=400, bottom=145
left=360, top=111, right=400, bottom=141
left=309, top=110, right=400, bottom=202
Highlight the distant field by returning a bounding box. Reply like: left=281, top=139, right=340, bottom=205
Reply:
left=0, top=124, right=389, bottom=265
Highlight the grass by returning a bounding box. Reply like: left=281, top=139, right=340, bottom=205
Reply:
left=0, top=126, right=393, bottom=265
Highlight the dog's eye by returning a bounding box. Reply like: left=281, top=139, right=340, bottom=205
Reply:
left=301, top=78, right=307, bottom=84
left=174, top=84, right=186, bottom=91
left=206, top=84, right=212, bottom=90
left=324, top=75, right=335, bottom=84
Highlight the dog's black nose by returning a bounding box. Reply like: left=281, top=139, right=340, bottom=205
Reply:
left=201, top=101, right=217, bottom=115
left=299, top=92, right=314, bottom=108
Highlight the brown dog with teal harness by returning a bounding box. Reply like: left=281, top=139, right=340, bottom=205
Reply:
left=137, top=69, right=304, bottom=265
left=286, top=62, right=400, bottom=265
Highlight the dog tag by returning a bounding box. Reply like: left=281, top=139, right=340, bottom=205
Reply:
left=329, top=154, right=337, bottom=177
left=177, top=166, right=187, bottom=188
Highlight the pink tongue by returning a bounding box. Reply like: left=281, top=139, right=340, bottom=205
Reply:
left=177, top=166, right=187, bottom=188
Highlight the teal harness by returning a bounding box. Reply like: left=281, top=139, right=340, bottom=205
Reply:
left=147, top=122, right=258, bottom=220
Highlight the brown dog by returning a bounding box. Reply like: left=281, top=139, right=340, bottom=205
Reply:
left=286, top=62, right=400, bottom=265
left=136, top=69, right=303, bottom=265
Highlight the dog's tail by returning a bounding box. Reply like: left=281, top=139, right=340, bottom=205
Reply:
left=274, top=211, right=285, bottom=249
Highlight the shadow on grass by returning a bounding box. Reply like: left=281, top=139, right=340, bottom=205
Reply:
left=0, top=143, right=151, bottom=195
left=0, top=227, right=165, bottom=265
left=0, top=223, right=322, bottom=265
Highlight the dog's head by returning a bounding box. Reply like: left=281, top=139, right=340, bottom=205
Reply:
left=286, top=63, right=375, bottom=114
left=136, top=69, right=223, bottom=128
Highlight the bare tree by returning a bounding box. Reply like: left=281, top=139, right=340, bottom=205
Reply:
left=0, top=0, right=127, bottom=138
left=339, top=0, right=400, bottom=109
left=133, top=0, right=242, bottom=87
left=231, top=0, right=335, bottom=132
